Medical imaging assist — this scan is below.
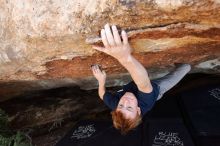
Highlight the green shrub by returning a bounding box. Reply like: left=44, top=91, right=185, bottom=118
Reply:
left=0, top=109, right=32, bottom=146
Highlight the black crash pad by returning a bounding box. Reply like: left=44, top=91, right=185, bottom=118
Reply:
left=180, top=83, right=220, bottom=146
left=146, top=119, right=195, bottom=146
left=55, top=118, right=194, bottom=146
left=55, top=120, right=143, bottom=146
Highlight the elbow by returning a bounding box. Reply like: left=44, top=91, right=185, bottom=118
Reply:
left=138, top=83, right=153, bottom=93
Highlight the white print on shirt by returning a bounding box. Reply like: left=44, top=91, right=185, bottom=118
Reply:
left=71, top=124, right=96, bottom=139
left=153, top=131, right=184, bottom=146
left=209, top=88, right=220, bottom=101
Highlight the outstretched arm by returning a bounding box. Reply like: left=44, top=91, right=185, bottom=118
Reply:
left=91, top=64, right=106, bottom=100
left=93, top=24, right=152, bottom=93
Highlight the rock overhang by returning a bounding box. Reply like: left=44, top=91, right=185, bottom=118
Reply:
left=0, top=0, right=220, bottom=101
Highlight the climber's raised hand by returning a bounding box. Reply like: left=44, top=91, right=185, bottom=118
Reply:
left=91, top=64, right=106, bottom=85
left=93, top=23, right=133, bottom=62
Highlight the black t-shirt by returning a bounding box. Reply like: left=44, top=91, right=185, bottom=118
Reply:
left=103, top=81, right=159, bottom=117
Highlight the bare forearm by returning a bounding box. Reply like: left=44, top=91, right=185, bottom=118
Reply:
left=98, top=82, right=106, bottom=100
left=118, top=55, right=152, bottom=93
left=93, top=24, right=152, bottom=93
left=91, top=64, right=106, bottom=100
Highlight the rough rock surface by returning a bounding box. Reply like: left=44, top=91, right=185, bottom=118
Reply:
left=0, top=0, right=220, bottom=101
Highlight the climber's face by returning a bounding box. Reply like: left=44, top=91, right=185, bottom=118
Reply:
left=116, top=92, right=141, bottom=120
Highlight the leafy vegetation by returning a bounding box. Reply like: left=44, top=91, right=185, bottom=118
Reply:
left=0, top=109, right=32, bottom=146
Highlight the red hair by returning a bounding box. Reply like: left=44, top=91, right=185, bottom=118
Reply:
left=111, top=110, right=142, bottom=135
